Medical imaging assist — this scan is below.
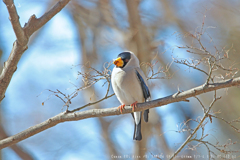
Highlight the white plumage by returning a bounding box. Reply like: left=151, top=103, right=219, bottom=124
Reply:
left=111, top=51, right=151, bottom=141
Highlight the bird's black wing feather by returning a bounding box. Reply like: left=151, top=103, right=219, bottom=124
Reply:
left=135, top=70, right=151, bottom=100
left=135, top=70, right=151, bottom=122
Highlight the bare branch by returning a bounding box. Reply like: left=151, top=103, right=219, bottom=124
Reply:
left=68, top=93, right=115, bottom=113
left=43, top=62, right=113, bottom=112
left=0, top=124, right=34, bottom=160
left=0, top=0, right=71, bottom=103
left=170, top=95, right=221, bottom=160
left=211, top=115, right=240, bottom=133
left=174, top=58, right=209, bottom=76
left=3, top=0, right=27, bottom=45
left=0, top=76, right=240, bottom=149
left=23, top=0, right=71, bottom=37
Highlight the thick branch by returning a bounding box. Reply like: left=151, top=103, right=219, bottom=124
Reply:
left=3, top=0, right=27, bottom=45
left=23, top=0, right=71, bottom=37
left=0, top=77, right=240, bottom=149
left=0, top=0, right=71, bottom=103
left=0, top=124, right=34, bottom=160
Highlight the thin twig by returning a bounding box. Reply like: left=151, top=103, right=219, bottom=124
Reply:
left=68, top=93, right=115, bottom=113
left=169, top=95, right=221, bottom=160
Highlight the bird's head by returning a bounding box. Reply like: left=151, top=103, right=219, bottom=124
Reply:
left=113, top=52, right=131, bottom=68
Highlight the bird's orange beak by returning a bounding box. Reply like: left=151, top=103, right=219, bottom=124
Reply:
left=113, top=57, right=124, bottom=67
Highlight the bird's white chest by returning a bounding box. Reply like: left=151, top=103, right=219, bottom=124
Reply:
left=111, top=67, right=144, bottom=105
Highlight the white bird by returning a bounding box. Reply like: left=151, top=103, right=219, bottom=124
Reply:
left=111, top=51, right=151, bottom=141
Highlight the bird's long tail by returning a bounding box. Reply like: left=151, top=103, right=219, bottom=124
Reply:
left=132, top=112, right=142, bottom=141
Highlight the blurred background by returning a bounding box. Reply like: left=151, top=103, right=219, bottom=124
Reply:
left=1, top=0, right=240, bottom=159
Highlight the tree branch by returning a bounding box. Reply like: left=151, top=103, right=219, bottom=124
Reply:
left=3, top=0, right=27, bottom=45
left=170, top=94, right=221, bottom=160
left=23, top=0, right=71, bottom=37
left=0, top=124, right=34, bottom=160
left=0, top=0, right=71, bottom=103
left=0, top=76, right=240, bottom=149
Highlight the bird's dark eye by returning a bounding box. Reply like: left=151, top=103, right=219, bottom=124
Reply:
left=125, top=59, right=129, bottom=63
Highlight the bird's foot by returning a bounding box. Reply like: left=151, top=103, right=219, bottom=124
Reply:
left=118, top=104, right=126, bottom=114
left=131, top=101, right=138, bottom=112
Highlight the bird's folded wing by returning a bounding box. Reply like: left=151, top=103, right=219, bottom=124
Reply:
left=135, top=68, right=151, bottom=122
left=135, top=68, right=151, bottom=101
